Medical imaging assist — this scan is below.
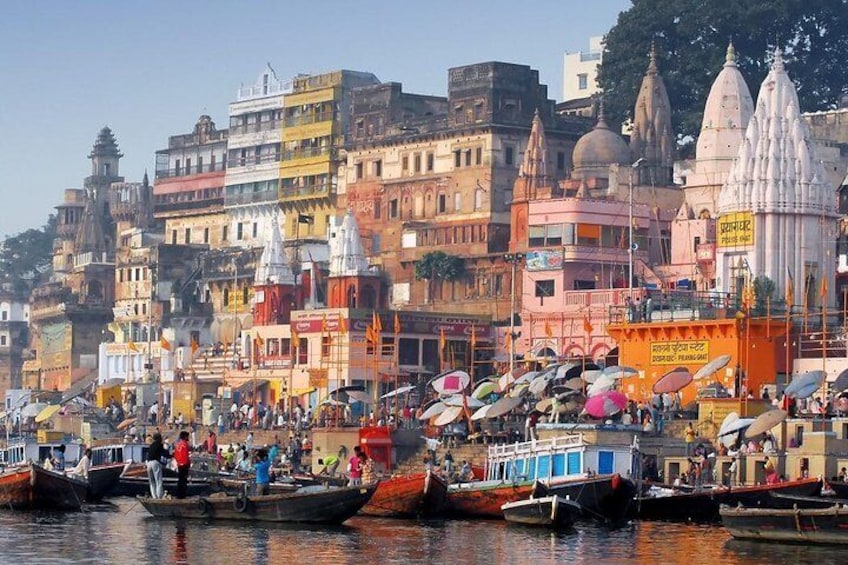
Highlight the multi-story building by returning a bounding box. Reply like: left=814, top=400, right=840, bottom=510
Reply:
left=341, top=62, right=585, bottom=320
left=0, top=290, right=29, bottom=398
left=562, top=36, right=603, bottom=107
left=154, top=115, right=228, bottom=248
left=224, top=65, right=290, bottom=250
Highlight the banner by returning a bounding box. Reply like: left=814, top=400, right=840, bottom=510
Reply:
left=649, top=340, right=710, bottom=366
left=717, top=212, right=754, bottom=247
left=525, top=249, right=564, bottom=272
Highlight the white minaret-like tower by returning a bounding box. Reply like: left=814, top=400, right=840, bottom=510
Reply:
left=717, top=48, right=837, bottom=307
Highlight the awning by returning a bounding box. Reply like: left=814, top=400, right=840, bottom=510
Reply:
left=61, top=371, right=99, bottom=403
left=291, top=387, right=316, bottom=396
left=100, top=378, right=125, bottom=389
left=234, top=379, right=270, bottom=396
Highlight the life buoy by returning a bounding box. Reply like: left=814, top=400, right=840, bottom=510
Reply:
left=197, top=497, right=211, bottom=515
left=233, top=494, right=249, bottom=513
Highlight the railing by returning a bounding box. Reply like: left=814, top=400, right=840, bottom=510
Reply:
left=228, top=119, right=282, bottom=136
left=279, top=182, right=330, bottom=200
left=224, top=189, right=278, bottom=206
left=282, top=146, right=331, bottom=160
left=228, top=153, right=281, bottom=168
left=155, top=161, right=226, bottom=179
left=488, top=434, right=585, bottom=461
left=154, top=198, right=224, bottom=214
left=283, top=112, right=334, bottom=128
left=236, top=80, right=293, bottom=101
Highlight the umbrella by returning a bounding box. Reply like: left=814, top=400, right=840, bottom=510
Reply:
left=535, top=398, right=554, bottom=414
left=486, top=396, right=524, bottom=419
left=718, top=418, right=755, bottom=447
left=35, top=404, right=62, bottom=424
left=470, top=404, right=494, bottom=421
left=529, top=374, right=553, bottom=397
left=509, top=383, right=530, bottom=398
left=556, top=389, right=582, bottom=401
left=472, top=380, right=497, bottom=400
left=833, top=369, right=848, bottom=394
left=784, top=370, right=825, bottom=399
left=719, top=412, right=739, bottom=435
left=745, top=409, right=788, bottom=438
left=693, top=354, right=733, bottom=381
left=20, top=403, right=48, bottom=418
left=563, top=377, right=584, bottom=391
left=434, top=405, right=463, bottom=427
left=347, top=390, right=372, bottom=404
left=514, top=371, right=539, bottom=386
left=603, top=365, right=638, bottom=380
left=431, top=370, right=471, bottom=395
left=584, top=391, right=627, bottom=418
left=586, top=374, right=617, bottom=397
left=443, top=394, right=484, bottom=409
left=554, top=363, right=578, bottom=382
left=380, top=385, right=416, bottom=399
left=418, top=402, right=448, bottom=421
left=653, top=367, right=693, bottom=394
left=117, top=416, right=138, bottom=431
left=497, top=367, right=528, bottom=393
left=320, top=399, right=346, bottom=407
left=582, top=369, right=602, bottom=384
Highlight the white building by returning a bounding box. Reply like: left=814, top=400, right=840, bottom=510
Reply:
left=562, top=36, right=603, bottom=103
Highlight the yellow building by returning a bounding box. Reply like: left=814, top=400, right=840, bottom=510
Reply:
left=279, top=70, right=380, bottom=239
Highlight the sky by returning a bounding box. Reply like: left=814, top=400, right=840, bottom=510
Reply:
left=0, top=0, right=630, bottom=237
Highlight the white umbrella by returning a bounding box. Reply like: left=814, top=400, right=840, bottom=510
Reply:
left=21, top=403, right=48, bottom=418
left=693, top=354, right=733, bottom=381
left=603, top=365, right=638, bottom=380
left=434, top=406, right=463, bottom=427
left=418, top=402, right=448, bottom=421
left=486, top=396, right=524, bottom=418
left=586, top=374, right=617, bottom=397
left=470, top=404, right=494, bottom=421
left=380, top=385, right=415, bottom=399
left=346, top=390, right=372, bottom=404
left=582, top=369, right=603, bottom=384
left=443, top=394, right=484, bottom=408
left=529, top=374, right=553, bottom=397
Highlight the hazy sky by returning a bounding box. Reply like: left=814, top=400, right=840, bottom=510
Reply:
left=0, top=0, right=629, bottom=237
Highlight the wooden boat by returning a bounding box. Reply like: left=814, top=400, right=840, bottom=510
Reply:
left=114, top=474, right=214, bottom=498
left=637, top=477, right=822, bottom=522
left=138, top=483, right=378, bottom=524
left=721, top=503, right=848, bottom=544
left=215, top=477, right=300, bottom=495
left=501, top=495, right=582, bottom=529
left=0, top=463, right=88, bottom=510
left=360, top=470, right=448, bottom=518
left=534, top=473, right=637, bottom=524
left=85, top=463, right=127, bottom=501
left=446, top=479, right=536, bottom=518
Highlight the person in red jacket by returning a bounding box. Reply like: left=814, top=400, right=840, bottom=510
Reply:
left=174, top=431, right=191, bottom=499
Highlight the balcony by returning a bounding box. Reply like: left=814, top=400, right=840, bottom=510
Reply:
left=282, top=146, right=331, bottom=161
left=228, top=119, right=282, bottom=136
left=283, top=112, right=334, bottom=128
left=154, top=197, right=224, bottom=216
left=279, top=182, right=331, bottom=200
left=224, top=189, right=278, bottom=207
left=155, top=161, right=226, bottom=180
left=236, top=79, right=293, bottom=101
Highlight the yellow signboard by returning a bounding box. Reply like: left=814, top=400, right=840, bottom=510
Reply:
left=717, top=211, right=754, bottom=247
left=650, top=340, right=710, bottom=366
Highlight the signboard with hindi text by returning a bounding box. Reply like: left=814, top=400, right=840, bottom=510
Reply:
left=650, top=340, right=710, bottom=366
left=717, top=211, right=754, bottom=247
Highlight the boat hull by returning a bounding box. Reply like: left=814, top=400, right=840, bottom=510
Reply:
left=638, top=478, right=822, bottom=522
left=114, top=474, right=213, bottom=498
left=138, top=484, right=377, bottom=524
left=502, top=495, right=581, bottom=529
left=536, top=474, right=636, bottom=524
left=361, top=470, right=448, bottom=518
left=446, top=480, right=535, bottom=519
left=86, top=464, right=126, bottom=501
left=721, top=504, right=848, bottom=544
left=0, top=464, right=88, bottom=511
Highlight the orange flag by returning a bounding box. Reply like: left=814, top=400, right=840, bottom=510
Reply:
left=160, top=336, right=171, bottom=351
left=393, top=312, right=401, bottom=335
left=338, top=317, right=348, bottom=335
left=373, top=311, right=383, bottom=333
left=470, top=325, right=477, bottom=349
left=321, top=315, right=328, bottom=335
left=821, top=275, right=828, bottom=299
left=190, top=338, right=199, bottom=355
left=291, top=329, right=300, bottom=347
left=544, top=320, right=554, bottom=339
left=583, top=315, right=593, bottom=335
left=128, top=341, right=139, bottom=353
left=366, top=325, right=378, bottom=345
left=439, top=328, right=446, bottom=350
left=255, top=334, right=264, bottom=347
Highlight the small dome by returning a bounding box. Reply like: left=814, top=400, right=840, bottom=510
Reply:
left=572, top=115, right=630, bottom=180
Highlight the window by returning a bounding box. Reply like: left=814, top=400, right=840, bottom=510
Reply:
left=438, top=193, right=447, bottom=213
left=119, top=269, right=124, bottom=283
left=389, top=199, right=399, bottom=219
left=252, top=222, right=258, bottom=238
left=243, top=286, right=249, bottom=304
left=474, top=102, right=484, bottom=121
left=185, top=158, right=192, bottom=173
left=236, top=222, right=243, bottom=240
left=0, top=335, right=6, bottom=346
left=135, top=268, right=140, bottom=281
left=184, top=228, right=191, bottom=243
left=204, top=227, right=209, bottom=244
left=223, top=288, right=230, bottom=306
left=505, top=146, right=515, bottom=166
left=175, top=160, right=181, bottom=175
left=557, top=151, right=566, bottom=171
left=578, top=73, right=589, bottom=90
left=141, top=302, right=147, bottom=315
left=475, top=147, right=482, bottom=165
left=464, top=150, right=472, bottom=167
left=694, top=236, right=701, bottom=253
left=426, top=153, right=434, bottom=172
left=171, top=230, right=177, bottom=244
left=222, top=225, right=228, bottom=241
left=197, top=156, right=203, bottom=173
left=355, top=162, right=364, bottom=180
left=576, top=223, right=601, bottom=245
left=402, top=155, right=409, bottom=171
left=374, top=160, right=382, bottom=178
left=529, top=226, right=545, bottom=247
left=454, top=105, right=463, bottom=124
left=374, top=200, right=381, bottom=219
left=414, top=154, right=421, bottom=173
left=454, top=193, right=461, bottom=212
left=321, top=336, right=331, bottom=360
left=535, top=279, right=555, bottom=301
left=454, top=150, right=461, bottom=168
left=297, top=338, right=308, bottom=365
left=474, top=188, right=483, bottom=210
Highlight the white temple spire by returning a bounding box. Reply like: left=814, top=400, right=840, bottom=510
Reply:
left=254, top=210, right=294, bottom=285
left=329, top=210, right=371, bottom=277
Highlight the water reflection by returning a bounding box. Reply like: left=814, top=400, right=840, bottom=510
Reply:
left=0, top=500, right=843, bottom=565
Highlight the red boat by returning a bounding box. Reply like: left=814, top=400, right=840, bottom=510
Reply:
left=0, top=463, right=88, bottom=511
left=446, top=480, right=536, bottom=519
left=361, top=470, right=448, bottom=518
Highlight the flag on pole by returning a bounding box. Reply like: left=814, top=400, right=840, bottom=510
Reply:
left=786, top=268, right=795, bottom=308
left=393, top=312, right=401, bottom=335
left=128, top=341, right=139, bottom=353
left=544, top=320, right=554, bottom=339
left=820, top=275, right=828, bottom=299
left=504, top=331, right=513, bottom=349
left=470, top=325, right=477, bottom=349
left=440, top=328, right=446, bottom=351
left=255, top=334, right=264, bottom=347
left=339, top=317, right=348, bottom=335
left=321, top=315, right=328, bottom=334
left=583, top=315, right=593, bottom=335
left=160, top=337, right=171, bottom=351
left=291, top=329, right=300, bottom=349
left=366, top=324, right=378, bottom=345
left=373, top=311, right=383, bottom=334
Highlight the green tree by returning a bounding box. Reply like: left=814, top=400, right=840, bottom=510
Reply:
left=0, top=215, right=56, bottom=296
left=752, top=275, right=776, bottom=315
left=598, top=0, right=848, bottom=156
left=414, top=251, right=466, bottom=302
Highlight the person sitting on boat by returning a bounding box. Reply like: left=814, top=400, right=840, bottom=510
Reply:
left=253, top=449, right=271, bottom=495
left=458, top=460, right=472, bottom=482
left=728, top=456, right=739, bottom=486
left=50, top=445, right=67, bottom=471
left=762, top=434, right=776, bottom=455
left=68, top=448, right=92, bottom=481
left=838, top=467, right=848, bottom=483
left=764, top=456, right=778, bottom=485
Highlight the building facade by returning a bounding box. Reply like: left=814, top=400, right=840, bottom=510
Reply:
left=562, top=36, right=603, bottom=104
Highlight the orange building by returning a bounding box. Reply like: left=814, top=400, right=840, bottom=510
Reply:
left=607, top=316, right=787, bottom=406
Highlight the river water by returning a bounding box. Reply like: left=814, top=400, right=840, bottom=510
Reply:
left=0, top=498, right=843, bottom=564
